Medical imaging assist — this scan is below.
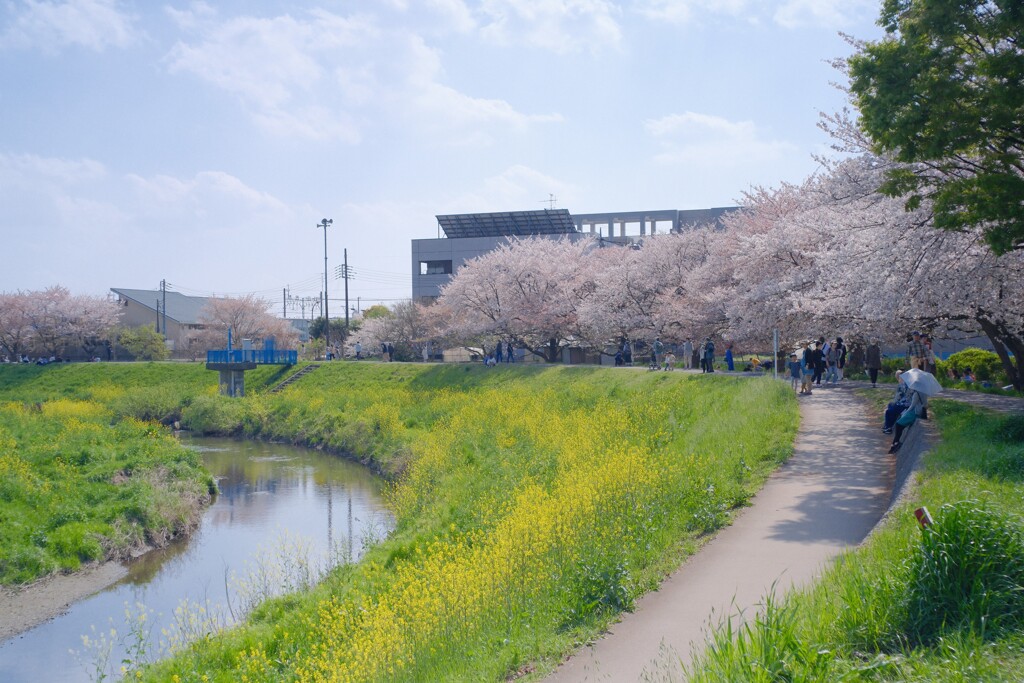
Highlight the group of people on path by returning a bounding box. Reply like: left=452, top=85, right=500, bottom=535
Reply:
left=483, top=341, right=516, bottom=366
left=643, top=337, right=717, bottom=372
left=789, top=336, right=849, bottom=395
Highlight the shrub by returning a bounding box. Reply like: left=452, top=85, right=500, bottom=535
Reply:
left=939, top=348, right=1006, bottom=383
left=180, top=395, right=245, bottom=435
left=905, top=501, right=1024, bottom=643
left=113, top=386, right=185, bottom=424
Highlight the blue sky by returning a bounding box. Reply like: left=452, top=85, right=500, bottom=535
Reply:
left=0, top=0, right=884, bottom=312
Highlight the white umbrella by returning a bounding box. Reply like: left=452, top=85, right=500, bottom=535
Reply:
left=901, top=368, right=943, bottom=397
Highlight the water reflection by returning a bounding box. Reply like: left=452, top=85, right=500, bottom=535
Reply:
left=0, top=437, right=393, bottom=683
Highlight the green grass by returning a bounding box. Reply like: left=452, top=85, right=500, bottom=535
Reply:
left=0, top=362, right=298, bottom=584
left=687, top=398, right=1024, bottom=681
left=0, top=399, right=214, bottom=583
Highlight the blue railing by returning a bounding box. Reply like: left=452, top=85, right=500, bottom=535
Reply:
left=206, top=349, right=298, bottom=365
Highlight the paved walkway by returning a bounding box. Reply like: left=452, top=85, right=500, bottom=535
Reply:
left=546, top=386, right=894, bottom=682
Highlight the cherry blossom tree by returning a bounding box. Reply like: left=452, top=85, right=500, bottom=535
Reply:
left=0, top=291, right=33, bottom=359
left=195, top=294, right=299, bottom=350
left=434, top=237, right=593, bottom=362
left=0, top=287, right=119, bottom=359
left=348, top=301, right=431, bottom=361
left=698, top=146, right=1023, bottom=388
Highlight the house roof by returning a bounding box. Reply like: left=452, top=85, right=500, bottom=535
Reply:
left=110, top=288, right=212, bottom=325
left=436, top=209, right=579, bottom=239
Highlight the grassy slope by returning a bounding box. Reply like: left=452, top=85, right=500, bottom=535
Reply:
left=688, top=395, right=1024, bottom=681
left=0, top=362, right=246, bottom=583
left=136, top=363, right=798, bottom=682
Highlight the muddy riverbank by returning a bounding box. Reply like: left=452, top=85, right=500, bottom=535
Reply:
left=0, top=562, right=128, bottom=642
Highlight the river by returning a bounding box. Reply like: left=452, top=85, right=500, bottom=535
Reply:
left=0, top=436, right=394, bottom=683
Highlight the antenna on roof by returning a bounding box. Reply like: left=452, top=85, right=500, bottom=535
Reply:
left=540, top=193, right=557, bottom=210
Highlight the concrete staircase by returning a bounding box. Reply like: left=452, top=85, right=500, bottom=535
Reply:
left=269, top=363, right=321, bottom=393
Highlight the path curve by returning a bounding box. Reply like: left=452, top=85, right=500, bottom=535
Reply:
left=546, top=386, right=893, bottom=682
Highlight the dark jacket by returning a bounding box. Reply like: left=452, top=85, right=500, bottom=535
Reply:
left=865, top=344, right=882, bottom=370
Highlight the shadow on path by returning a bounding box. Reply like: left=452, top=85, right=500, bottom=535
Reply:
left=546, top=387, right=893, bottom=683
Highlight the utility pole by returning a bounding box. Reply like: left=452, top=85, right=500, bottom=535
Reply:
left=283, top=288, right=287, bottom=318
left=343, top=248, right=350, bottom=330
left=160, top=279, right=167, bottom=340
left=318, top=218, right=333, bottom=354
left=155, top=299, right=161, bottom=334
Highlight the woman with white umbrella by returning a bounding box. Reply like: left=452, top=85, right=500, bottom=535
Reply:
left=888, top=368, right=943, bottom=453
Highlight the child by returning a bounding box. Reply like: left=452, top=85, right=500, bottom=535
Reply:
left=788, top=353, right=802, bottom=392
left=663, top=351, right=676, bottom=371
left=801, top=343, right=816, bottom=395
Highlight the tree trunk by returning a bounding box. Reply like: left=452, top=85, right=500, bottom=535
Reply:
left=977, top=313, right=1023, bottom=391
left=546, top=337, right=559, bottom=363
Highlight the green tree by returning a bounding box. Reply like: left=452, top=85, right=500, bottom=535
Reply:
left=848, top=0, right=1024, bottom=255
left=118, top=324, right=170, bottom=361
left=309, top=317, right=356, bottom=343
left=362, top=304, right=391, bottom=320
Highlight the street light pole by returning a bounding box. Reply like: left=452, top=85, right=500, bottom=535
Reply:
left=319, top=218, right=333, bottom=357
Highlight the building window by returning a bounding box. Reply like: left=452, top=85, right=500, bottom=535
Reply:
left=420, top=260, right=453, bottom=275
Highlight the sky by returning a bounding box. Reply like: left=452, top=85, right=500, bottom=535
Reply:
left=0, top=0, right=885, bottom=315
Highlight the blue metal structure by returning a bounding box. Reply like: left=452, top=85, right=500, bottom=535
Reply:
left=206, top=348, right=297, bottom=365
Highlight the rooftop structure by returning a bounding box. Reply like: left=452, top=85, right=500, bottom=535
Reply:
left=436, top=209, right=578, bottom=239
left=412, top=206, right=739, bottom=303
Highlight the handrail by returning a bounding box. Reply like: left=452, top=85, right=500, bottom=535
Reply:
left=206, top=349, right=298, bottom=365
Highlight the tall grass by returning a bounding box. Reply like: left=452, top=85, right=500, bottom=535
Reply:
left=687, top=400, right=1024, bottom=681
left=0, top=399, right=213, bottom=583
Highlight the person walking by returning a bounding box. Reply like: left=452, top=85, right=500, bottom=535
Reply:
left=683, top=339, right=694, bottom=370
left=923, top=335, right=937, bottom=374
left=354, top=340, right=362, bottom=360
left=506, top=340, right=514, bottom=363
left=865, top=339, right=882, bottom=387
left=652, top=337, right=664, bottom=368
left=703, top=338, right=716, bottom=373
left=835, top=337, right=847, bottom=380
left=724, top=343, right=734, bottom=371
left=788, top=353, right=802, bottom=393
left=387, top=342, right=395, bottom=362
left=801, top=342, right=815, bottom=394
left=907, top=331, right=927, bottom=370
left=495, top=342, right=503, bottom=363
left=813, top=336, right=826, bottom=386
left=381, top=342, right=389, bottom=362
left=825, top=341, right=840, bottom=385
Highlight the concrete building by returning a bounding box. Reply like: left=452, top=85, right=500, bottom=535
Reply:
left=111, top=287, right=212, bottom=352
left=411, top=207, right=738, bottom=303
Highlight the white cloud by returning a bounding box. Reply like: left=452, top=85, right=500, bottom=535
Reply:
left=0, top=153, right=316, bottom=294
left=163, top=1, right=216, bottom=31
left=165, top=8, right=560, bottom=143
left=447, top=164, right=578, bottom=212
left=645, top=111, right=797, bottom=167
left=0, top=0, right=140, bottom=52
left=425, top=0, right=476, bottom=33
left=478, top=0, right=622, bottom=53
left=0, top=152, right=106, bottom=186
left=631, top=0, right=874, bottom=29
left=773, top=0, right=875, bottom=29
left=632, top=0, right=748, bottom=25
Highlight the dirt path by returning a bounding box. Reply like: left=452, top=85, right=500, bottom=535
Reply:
left=546, top=386, right=894, bottom=682
left=0, top=562, right=127, bottom=643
